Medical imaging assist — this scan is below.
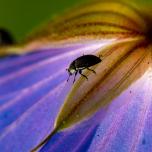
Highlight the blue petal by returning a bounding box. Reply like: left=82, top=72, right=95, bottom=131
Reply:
left=0, top=40, right=108, bottom=152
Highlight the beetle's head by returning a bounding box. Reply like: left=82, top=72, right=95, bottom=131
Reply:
left=66, top=67, right=76, bottom=82
left=66, top=67, right=76, bottom=75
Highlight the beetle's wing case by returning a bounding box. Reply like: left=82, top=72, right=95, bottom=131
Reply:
left=74, top=55, right=101, bottom=69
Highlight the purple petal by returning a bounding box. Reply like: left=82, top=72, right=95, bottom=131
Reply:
left=39, top=69, right=152, bottom=152
left=0, top=40, right=111, bottom=152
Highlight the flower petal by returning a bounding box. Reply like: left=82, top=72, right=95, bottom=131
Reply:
left=55, top=40, right=151, bottom=130
left=0, top=40, right=111, bottom=152
left=40, top=65, right=152, bottom=152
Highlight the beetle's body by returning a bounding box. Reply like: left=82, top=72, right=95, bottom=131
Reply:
left=67, top=54, right=102, bottom=83
left=70, top=55, right=101, bottom=70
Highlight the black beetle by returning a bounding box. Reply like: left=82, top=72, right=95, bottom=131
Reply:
left=67, top=54, right=102, bottom=83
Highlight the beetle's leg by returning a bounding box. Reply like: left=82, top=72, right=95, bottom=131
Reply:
left=79, top=70, right=88, bottom=80
left=99, top=54, right=103, bottom=59
left=87, top=68, right=96, bottom=74
left=67, top=74, right=71, bottom=82
left=73, top=71, right=78, bottom=83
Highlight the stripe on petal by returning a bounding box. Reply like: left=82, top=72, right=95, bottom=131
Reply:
left=55, top=42, right=151, bottom=130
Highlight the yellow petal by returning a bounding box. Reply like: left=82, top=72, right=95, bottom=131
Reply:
left=55, top=38, right=151, bottom=130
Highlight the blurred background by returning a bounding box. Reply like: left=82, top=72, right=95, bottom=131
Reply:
left=0, top=0, right=84, bottom=42
left=0, top=0, right=152, bottom=42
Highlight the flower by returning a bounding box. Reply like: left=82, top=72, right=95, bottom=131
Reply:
left=0, top=0, right=152, bottom=152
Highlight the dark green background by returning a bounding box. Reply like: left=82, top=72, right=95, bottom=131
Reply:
left=0, top=0, right=84, bottom=41
left=0, top=0, right=152, bottom=41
